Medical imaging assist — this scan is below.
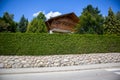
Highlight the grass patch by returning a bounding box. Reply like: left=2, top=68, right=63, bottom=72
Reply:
left=0, top=33, right=120, bottom=55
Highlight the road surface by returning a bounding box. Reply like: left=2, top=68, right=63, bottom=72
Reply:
left=0, top=68, right=120, bottom=80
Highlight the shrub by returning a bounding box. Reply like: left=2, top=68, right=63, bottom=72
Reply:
left=0, top=33, right=120, bottom=55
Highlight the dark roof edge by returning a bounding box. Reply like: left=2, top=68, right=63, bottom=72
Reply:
left=46, top=12, right=79, bottom=22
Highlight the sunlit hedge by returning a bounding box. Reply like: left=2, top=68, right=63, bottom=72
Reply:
left=0, top=33, right=120, bottom=55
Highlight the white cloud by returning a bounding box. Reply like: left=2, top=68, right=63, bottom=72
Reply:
left=33, top=11, right=45, bottom=17
left=33, top=11, right=62, bottom=20
left=45, top=11, right=62, bottom=20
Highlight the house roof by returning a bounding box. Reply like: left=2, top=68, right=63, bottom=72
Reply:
left=46, top=12, right=79, bottom=23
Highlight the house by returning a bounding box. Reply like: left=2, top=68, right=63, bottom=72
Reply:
left=45, top=12, right=79, bottom=33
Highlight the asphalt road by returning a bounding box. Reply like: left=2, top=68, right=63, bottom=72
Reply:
left=0, top=68, right=120, bottom=80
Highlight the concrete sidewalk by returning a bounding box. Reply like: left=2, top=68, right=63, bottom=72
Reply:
left=0, top=63, right=120, bottom=74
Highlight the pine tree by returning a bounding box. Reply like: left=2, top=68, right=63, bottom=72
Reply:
left=18, top=15, right=28, bottom=33
left=116, top=11, right=120, bottom=20
left=76, top=5, right=104, bottom=34
left=0, top=12, right=17, bottom=32
left=26, top=12, right=47, bottom=33
left=104, top=8, right=120, bottom=34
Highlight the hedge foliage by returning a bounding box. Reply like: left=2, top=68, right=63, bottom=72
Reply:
left=0, top=33, right=120, bottom=55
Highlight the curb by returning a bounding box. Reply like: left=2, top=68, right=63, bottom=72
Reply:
left=0, top=63, right=120, bottom=75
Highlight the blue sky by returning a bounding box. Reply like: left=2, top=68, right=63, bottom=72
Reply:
left=0, top=0, right=120, bottom=22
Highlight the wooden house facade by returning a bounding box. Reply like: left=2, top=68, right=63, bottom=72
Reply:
left=45, top=12, right=79, bottom=33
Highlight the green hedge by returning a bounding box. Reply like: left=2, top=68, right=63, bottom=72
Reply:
left=0, top=33, right=120, bottom=55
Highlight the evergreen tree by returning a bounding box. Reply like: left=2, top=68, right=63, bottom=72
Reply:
left=104, top=8, right=120, bottom=34
left=37, top=12, right=46, bottom=21
left=26, top=12, right=47, bottom=33
left=0, top=17, right=9, bottom=32
left=0, top=12, right=17, bottom=32
left=76, top=5, right=104, bottom=34
left=18, top=15, right=28, bottom=33
left=116, top=11, right=120, bottom=20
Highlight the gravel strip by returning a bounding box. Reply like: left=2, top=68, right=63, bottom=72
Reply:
left=0, top=53, right=120, bottom=68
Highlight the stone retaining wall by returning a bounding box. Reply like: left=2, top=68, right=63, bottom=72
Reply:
left=0, top=53, right=120, bottom=68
